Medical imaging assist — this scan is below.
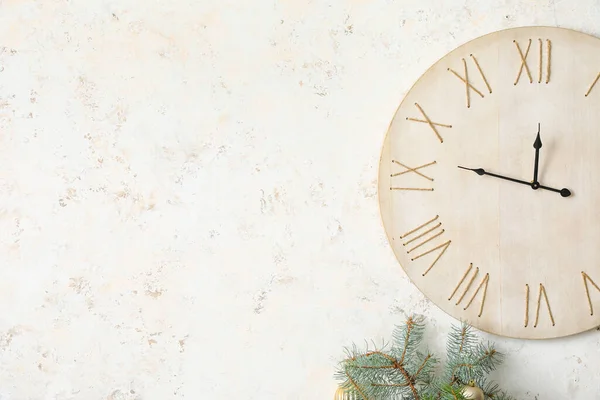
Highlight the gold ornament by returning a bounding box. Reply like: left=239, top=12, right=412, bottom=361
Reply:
left=334, top=386, right=356, bottom=400
left=462, top=380, right=484, bottom=400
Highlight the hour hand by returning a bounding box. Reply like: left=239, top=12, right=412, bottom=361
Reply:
left=458, top=166, right=486, bottom=176
left=533, top=123, right=542, bottom=185
left=457, top=166, right=532, bottom=187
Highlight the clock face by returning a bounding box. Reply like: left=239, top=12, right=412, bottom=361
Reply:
left=378, top=26, right=600, bottom=339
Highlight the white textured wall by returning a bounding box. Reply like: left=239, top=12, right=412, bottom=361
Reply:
left=0, top=1, right=599, bottom=399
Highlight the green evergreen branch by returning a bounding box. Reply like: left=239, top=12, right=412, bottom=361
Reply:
left=459, top=327, right=467, bottom=353
left=334, top=316, right=514, bottom=400
left=399, top=316, right=415, bottom=363
left=439, top=382, right=468, bottom=400
left=414, top=354, right=434, bottom=379
left=349, top=350, right=421, bottom=398
left=343, top=370, right=370, bottom=399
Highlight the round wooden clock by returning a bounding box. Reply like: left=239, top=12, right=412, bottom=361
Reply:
left=378, top=26, right=600, bottom=339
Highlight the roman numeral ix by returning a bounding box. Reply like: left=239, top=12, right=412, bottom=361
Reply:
left=390, top=159, right=436, bottom=191
left=400, top=215, right=451, bottom=276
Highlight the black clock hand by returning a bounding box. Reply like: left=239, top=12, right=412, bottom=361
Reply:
left=538, top=185, right=571, bottom=197
left=457, top=166, right=532, bottom=187
left=458, top=166, right=572, bottom=197
left=533, top=123, right=542, bottom=187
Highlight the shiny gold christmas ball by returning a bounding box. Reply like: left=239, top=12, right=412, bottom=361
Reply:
left=334, top=386, right=356, bottom=400
left=462, top=383, right=484, bottom=400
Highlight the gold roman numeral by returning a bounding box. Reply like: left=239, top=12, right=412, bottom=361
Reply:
left=400, top=215, right=451, bottom=276
left=405, top=103, right=452, bottom=143
left=448, top=263, right=489, bottom=317
left=447, top=54, right=492, bottom=108
left=582, top=271, right=600, bottom=315
left=389, top=159, right=436, bottom=191
left=514, top=38, right=551, bottom=85
left=584, top=73, right=600, bottom=97
left=524, top=283, right=555, bottom=328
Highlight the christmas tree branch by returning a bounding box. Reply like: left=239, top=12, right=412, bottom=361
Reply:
left=400, top=317, right=415, bottom=364
left=450, top=363, right=473, bottom=383
left=346, top=349, right=421, bottom=399
left=458, top=327, right=467, bottom=353
left=345, top=371, right=370, bottom=400
left=334, top=315, right=512, bottom=400
left=371, top=382, right=411, bottom=387
left=397, top=361, right=420, bottom=399
left=438, top=382, right=468, bottom=400
left=414, top=354, right=433, bottom=379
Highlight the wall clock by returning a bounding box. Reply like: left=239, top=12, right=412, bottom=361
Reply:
left=378, top=26, right=600, bottom=339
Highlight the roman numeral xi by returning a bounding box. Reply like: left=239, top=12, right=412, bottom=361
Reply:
left=447, top=54, right=492, bottom=108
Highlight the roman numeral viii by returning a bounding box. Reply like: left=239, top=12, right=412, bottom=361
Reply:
left=514, top=38, right=552, bottom=85
left=448, top=263, right=489, bottom=317
left=400, top=215, right=451, bottom=276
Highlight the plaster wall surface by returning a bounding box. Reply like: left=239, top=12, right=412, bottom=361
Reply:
left=0, top=0, right=598, bottom=399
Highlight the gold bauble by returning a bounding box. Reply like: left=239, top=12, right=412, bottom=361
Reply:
left=334, top=386, right=356, bottom=400
left=462, top=383, right=485, bottom=400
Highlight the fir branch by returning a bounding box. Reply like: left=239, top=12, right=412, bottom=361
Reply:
left=364, top=351, right=396, bottom=362
left=350, top=351, right=422, bottom=398
left=400, top=316, right=416, bottom=363
left=371, top=382, right=411, bottom=387
left=334, top=315, right=513, bottom=400
left=345, top=370, right=370, bottom=400
left=447, top=322, right=476, bottom=357
left=414, top=354, right=433, bottom=379
left=438, top=382, right=468, bottom=400
left=398, top=361, right=420, bottom=400
left=341, top=349, right=416, bottom=398
left=459, top=326, right=467, bottom=353
left=358, top=351, right=421, bottom=399
left=472, top=343, right=504, bottom=376
left=478, top=378, right=516, bottom=400
left=447, top=364, right=478, bottom=388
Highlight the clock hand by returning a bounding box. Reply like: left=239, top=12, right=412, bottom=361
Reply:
left=538, top=185, right=572, bottom=197
left=531, top=124, right=571, bottom=197
left=532, top=123, right=542, bottom=188
left=457, top=166, right=532, bottom=187
left=458, top=166, right=572, bottom=197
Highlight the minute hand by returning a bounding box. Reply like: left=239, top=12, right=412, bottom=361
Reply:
left=457, top=166, right=531, bottom=187
left=457, top=166, right=572, bottom=197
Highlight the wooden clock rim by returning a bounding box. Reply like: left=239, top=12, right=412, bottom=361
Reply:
left=376, top=25, right=600, bottom=340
